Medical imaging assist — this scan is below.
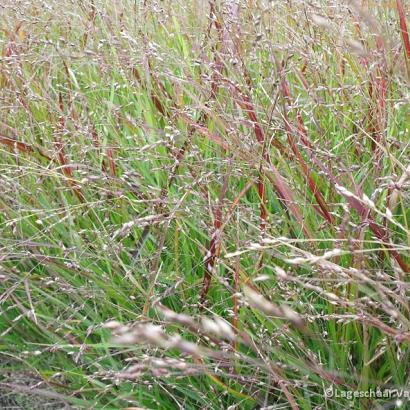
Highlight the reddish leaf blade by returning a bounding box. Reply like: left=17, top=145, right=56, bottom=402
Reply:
left=397, top=0, right=410, bottom=62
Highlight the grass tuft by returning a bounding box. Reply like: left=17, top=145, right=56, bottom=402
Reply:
left=0, top=1, right=410, bottom=409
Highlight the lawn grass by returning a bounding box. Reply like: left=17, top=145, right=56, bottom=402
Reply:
left=1, top=0, right=410, bottom=409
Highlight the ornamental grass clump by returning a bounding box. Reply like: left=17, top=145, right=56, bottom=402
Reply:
left=0, top=0, right=409, bottom=408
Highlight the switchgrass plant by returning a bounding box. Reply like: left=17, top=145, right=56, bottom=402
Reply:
left=0, top=0, right=410, bottom=408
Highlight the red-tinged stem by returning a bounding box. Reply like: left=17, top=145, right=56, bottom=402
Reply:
left=285, top=115, right=333, bottom=224
left=201, top=180, right=254, bottom=308
left=397, top=0, right=410, bottom=62
left=200, top=173, right=229, bottom=307
left=258, top=173, right=267, bottom=226
left=56, top=94, right=84, bottom=202
left=280, top=70, right=333, bottom=224
left=209, top=1, right=224, bottom=99
left=226, top=81, right=294, bottom=232
left=200, top=208, right=222, bottom=307
left=57, top=94, right=73, bottom=179
left=296, top=127, right=409, bottom=273
left=106, top=147, right=116, bottom=177
left=289, top=75, right=408, bottom=271
left=0, top=134, right=51, bottom=160
left=90, top=124, right=101, bottom=147
left=151, top=93, right=166, bottom=116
